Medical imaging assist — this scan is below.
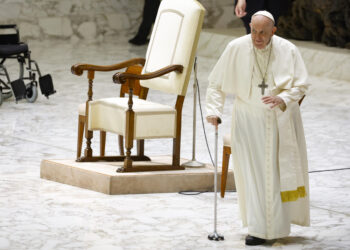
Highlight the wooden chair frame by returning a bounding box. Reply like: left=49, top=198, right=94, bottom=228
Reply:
left=71, top=58, right=186, bottom=172
left=76, top=65, right=145, bottom=159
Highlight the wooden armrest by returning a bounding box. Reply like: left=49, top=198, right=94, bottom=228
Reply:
left=113, top=64, right=183, bottom=84
left=71, top=58, right=146, bottom=76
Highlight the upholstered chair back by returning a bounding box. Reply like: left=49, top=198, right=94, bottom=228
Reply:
left=140, top=0, right=205, bottom=96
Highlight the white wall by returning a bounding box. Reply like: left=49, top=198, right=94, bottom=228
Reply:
left=0, top=0, right=240, bottom=42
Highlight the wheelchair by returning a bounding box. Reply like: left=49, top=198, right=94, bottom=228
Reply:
left=0, top=24, right=56, bottom=106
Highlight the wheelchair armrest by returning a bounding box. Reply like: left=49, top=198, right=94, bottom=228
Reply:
left=0, top=25, right=20, bottom=44
left=71, top=58, right=146, bottom=76
left=0, top=24, right=17, bottom=29
left=113, top=64, right=183, bottom=84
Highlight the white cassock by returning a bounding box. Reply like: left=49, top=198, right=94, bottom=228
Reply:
left=206, top=34, right=310, bottom=239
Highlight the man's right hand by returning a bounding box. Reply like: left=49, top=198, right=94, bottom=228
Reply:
left=235, top=0, right=247, bottom=18
left=206, top=116, right=221, bottom=128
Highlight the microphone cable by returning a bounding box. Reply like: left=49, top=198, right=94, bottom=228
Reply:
left=195, top=58, right=215, bottom=167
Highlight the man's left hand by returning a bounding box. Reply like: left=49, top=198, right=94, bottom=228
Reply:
left=262, top=96, right=285, bottom=109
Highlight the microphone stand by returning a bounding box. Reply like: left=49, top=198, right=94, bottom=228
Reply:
left=182, top=57, right=205, bottom=168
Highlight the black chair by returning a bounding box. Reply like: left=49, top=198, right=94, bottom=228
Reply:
left=0, top=24, right=56, bottom=105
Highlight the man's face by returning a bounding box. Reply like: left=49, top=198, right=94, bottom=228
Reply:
left=250, top=15, right=277, bottom=49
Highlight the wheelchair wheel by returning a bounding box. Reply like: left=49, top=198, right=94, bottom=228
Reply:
left=2, top=91, right=12, bottom=100
left=25, top=83, right=38, bottom=103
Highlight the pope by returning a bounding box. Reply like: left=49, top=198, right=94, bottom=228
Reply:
left=206, top=10, right=310, bottom=246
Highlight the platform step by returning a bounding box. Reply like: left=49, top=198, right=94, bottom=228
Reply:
left=40, top=156, right=235, bottom=195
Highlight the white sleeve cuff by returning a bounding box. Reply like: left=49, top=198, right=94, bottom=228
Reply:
left=277, top=92, right=291, bottom=112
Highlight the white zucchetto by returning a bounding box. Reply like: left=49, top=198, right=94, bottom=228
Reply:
left=252, top=10, right=275, bottom=24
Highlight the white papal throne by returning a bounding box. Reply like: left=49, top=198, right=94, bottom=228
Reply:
left=71, top=0, right=205, bottom=172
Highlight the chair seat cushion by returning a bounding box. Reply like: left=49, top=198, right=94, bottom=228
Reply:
left=0, top=43, right=28, bottom=57
left=223, top=133, right=231, bottom=147
left=88, top=97, right=177, bottom=139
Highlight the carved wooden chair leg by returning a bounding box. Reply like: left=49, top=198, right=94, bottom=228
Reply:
left=77, top=114, right=85, bottom=159
left=100, top=131, right=106, bottom=156
left=172, top=137, right=181, bottom=167
left=172, top=96, right=184, bottom=168
left=137, top=139, right=144, bottom=157
left=118, top=135, right=125, bottom=155
left=77, top=113, right=107, bottom=159
left=122, top=83, right=135, bottom=171
left=80, top=71, right=96, bottom=159
left=220, top=145, right=231, bottom=198
left=123, top=138, right=133, bottom=169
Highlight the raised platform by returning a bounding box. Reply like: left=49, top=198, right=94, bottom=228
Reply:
left=40, top=156, right=235, bottom=195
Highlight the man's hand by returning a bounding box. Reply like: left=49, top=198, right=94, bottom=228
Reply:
left=262, top=96, right=285, bottom=109
left=235, top=0, right=247, bottom=18
left=206, top=115, right=221, bottom=128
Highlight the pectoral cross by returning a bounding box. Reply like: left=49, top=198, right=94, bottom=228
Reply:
left=258, top=79, right=268, bottom=95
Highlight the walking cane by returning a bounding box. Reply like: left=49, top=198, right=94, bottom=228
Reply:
left=208, top=118, right=224, bottom=241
